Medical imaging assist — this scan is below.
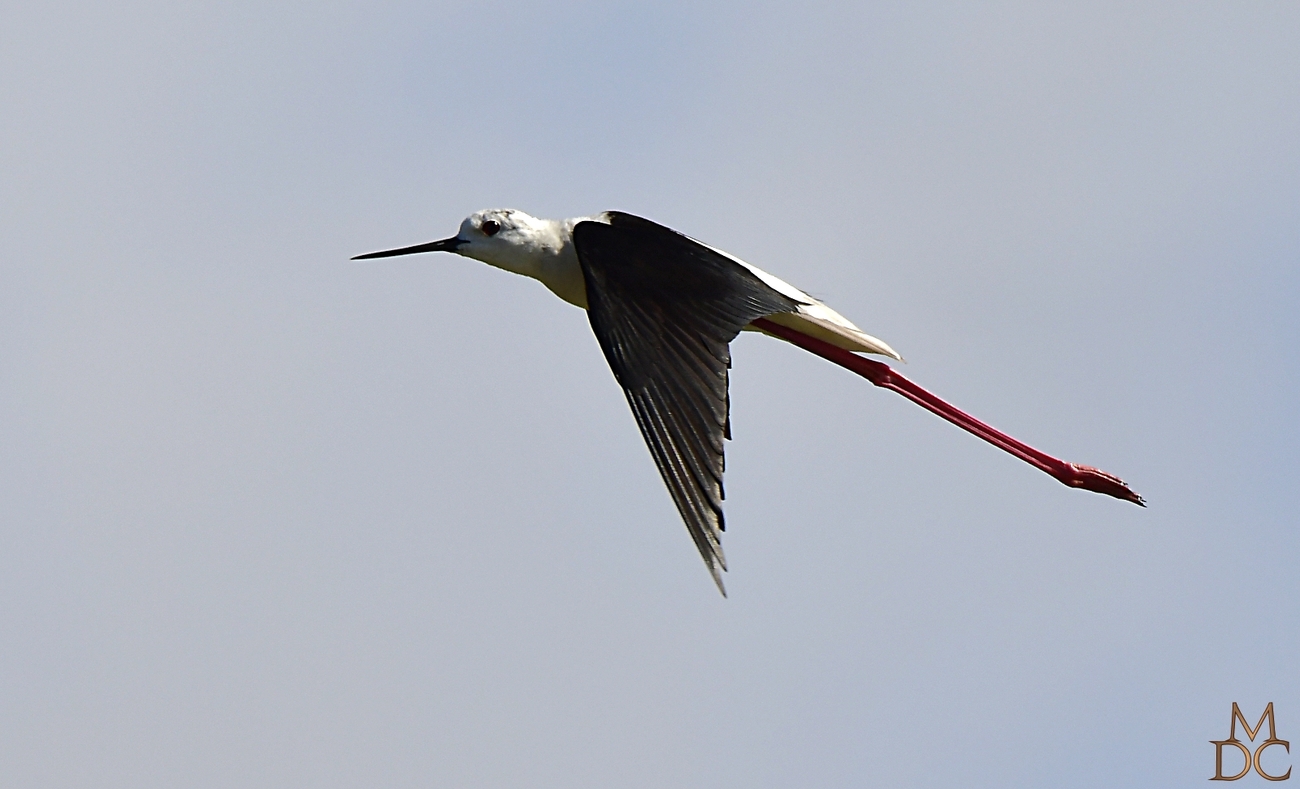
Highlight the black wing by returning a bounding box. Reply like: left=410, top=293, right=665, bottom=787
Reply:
left=573, top=212, right=801, bottom=594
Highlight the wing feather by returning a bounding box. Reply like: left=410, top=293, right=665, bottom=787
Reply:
left=574, top=212, right=801, bottom=594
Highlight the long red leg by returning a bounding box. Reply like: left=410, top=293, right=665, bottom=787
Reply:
left=751, top=318, right=1144, bottom=506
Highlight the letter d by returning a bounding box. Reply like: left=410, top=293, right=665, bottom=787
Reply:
left=1211, top=739, right=1252, bottom=781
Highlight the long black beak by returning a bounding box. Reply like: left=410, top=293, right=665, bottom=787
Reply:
left=351, top=236, right=462, bottom=260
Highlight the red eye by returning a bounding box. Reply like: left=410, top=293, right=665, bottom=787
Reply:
left=481, top=220, right=501, bottom=236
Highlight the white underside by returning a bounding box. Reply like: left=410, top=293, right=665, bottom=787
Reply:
left=697, top=240, right=903, bottom=361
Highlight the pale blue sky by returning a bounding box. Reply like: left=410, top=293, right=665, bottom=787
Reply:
left=2, top=3, right=1298, bottom=786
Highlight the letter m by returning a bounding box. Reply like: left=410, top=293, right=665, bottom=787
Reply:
left=1230, top=703, right=1280, bottom=743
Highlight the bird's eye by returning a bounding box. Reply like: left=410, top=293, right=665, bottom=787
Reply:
left=481, top=220, right=501, bottom=236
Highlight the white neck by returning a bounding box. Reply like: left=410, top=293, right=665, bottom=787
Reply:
left=463, top=216, right=589, bottom=309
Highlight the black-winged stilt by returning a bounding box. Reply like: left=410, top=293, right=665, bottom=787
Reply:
left=355, top=209, right=1142, bottom=595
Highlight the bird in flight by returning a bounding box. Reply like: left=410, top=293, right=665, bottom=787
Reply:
left=354, top=210, right=1142, bottom=595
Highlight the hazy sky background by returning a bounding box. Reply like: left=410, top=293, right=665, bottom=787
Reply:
left=2, top=2, right=1297, bottom=787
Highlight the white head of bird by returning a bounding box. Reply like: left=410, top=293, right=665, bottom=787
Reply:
left=456, top=209, right=572, bottom=274
left=354, top=209, right=588, bottom=307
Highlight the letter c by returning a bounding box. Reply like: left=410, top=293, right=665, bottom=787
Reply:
left=1255, top=739, right=1292, bottom=782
